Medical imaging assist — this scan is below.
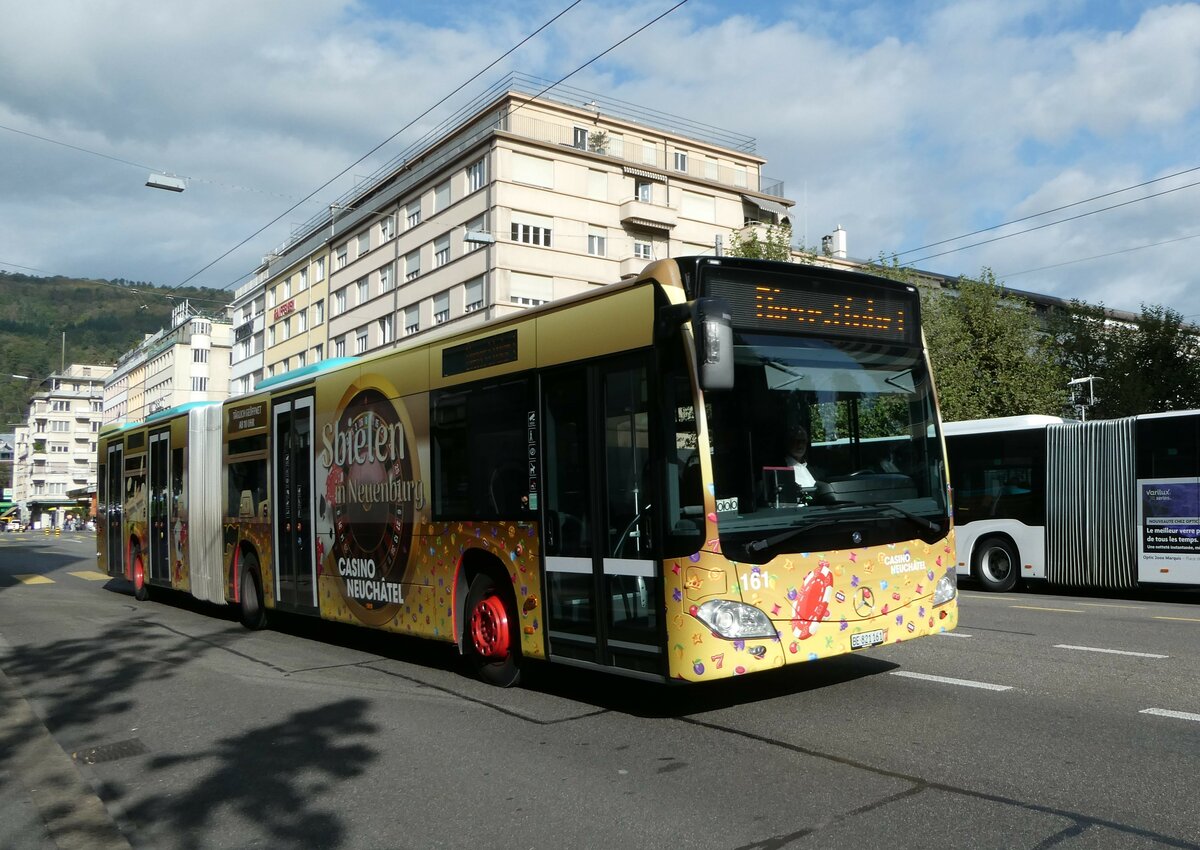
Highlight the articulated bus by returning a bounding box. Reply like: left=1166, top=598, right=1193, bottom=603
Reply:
left=944, top=412, right=1200, bottom=592
left=98, top=256, right=958, bottom=686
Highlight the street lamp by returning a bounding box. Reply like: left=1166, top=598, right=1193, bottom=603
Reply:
left=146, top=172, right=186, bottom=192
left=1068, top=376, right=1101, bottom=421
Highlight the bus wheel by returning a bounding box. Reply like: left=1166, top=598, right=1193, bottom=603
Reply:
left=132, top=554, right=150, bottom=602
left=239, top=555, right=268, bottom=631
left=974, top=536, right=1019, bottom=592
left=466, top=573, right=521, bottom=687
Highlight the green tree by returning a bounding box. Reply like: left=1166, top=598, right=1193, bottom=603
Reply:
left=727, top=222, right=793, bottom=261
left=921, top=269, right=1066, bottom=421
left=1048, top=301, right=1200, bottom=418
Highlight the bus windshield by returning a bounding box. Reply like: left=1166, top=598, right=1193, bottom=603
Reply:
left=704, top=331, right=947, bottom=558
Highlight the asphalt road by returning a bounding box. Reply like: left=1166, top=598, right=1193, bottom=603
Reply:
left=1, top=531, right=1198, bottom=849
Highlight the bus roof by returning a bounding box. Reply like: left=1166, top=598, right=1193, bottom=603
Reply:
left=252, top=357, right=360, bottom=393
left=941, top=415, right=1066, bottom=436
left=143, top=400, right=220, bottom=423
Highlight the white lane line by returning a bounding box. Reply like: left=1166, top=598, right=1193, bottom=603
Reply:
left=938, top=631, right=972, bottom=638
left=1055, top=644, right=1168, bottom=659
left=889, top=671, right=1012, bottom=691
left=1140, top=708, right=1200, bottom=723
left=1078, top=602, right=1146, bottom=610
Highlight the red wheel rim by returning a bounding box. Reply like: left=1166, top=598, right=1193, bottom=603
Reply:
left=470, top=593, right=510, bottom=660
left=134, top=558, right=145, bottom=590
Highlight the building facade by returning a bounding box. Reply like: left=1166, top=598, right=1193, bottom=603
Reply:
left=103, top=301, right=234, bottom=424
left=12, top=364, right=113, bottom=528
left=231, top=74, right=794, bottom=387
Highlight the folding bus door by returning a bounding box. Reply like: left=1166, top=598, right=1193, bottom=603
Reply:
left=105, top=442, right=124, bottom=577
left=147, top=429, right=172, bottom=585
left=272, top=393, right=318, bottom=611
left=541, top=354, right=662, bottom=677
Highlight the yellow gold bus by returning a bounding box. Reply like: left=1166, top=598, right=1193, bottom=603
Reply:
left=99, top=257, right=958, bottom=685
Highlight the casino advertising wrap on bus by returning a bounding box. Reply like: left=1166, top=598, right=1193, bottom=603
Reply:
left=315, top=372, right=427, bottom=626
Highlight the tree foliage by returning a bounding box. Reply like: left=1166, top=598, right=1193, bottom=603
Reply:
left=1048, top=300, right=1200, bottom=418
left=727, top=222, right=793, bottom=261
left=920, top=269, right=1066, bottom=422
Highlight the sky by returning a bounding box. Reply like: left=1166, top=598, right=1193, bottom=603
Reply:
left=2, top=0, right=1199, bottom=319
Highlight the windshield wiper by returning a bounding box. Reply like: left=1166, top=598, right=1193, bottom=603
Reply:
left=827, top=501, right=942, bottom=534
left=742, top=518, right=847, bottom=554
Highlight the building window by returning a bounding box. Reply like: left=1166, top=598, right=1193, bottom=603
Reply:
left=355, top=328, right=369, bottom=355
left=379, top=215, right=395, bottom=241
left=52, top=400, right=70, bottom=411
left=405, top=250, right=420, bottom=281
left=379, top=264, right=393, bottom=293
left=434, top=180, right=451, bottom=212
left=572, top=126, right=588, bottom=150
left=334, top=290, right=346, bottom=316
left=335, top=244, right=348, bottom=269
left=434, top=234, right=450, bottom=267
left=194, top=349, right=209, bottom=363
left=283, top=278, right=291, bottom=299
left=357, top=232, right=370, bottom=257
left=636, top=179, right=652, bottom=203
left=434, top=291, right=450, bottom=325
left=312, top=300, right=324, bottom=324
left=335, top=337, right=346, bottom=358
left=296, top=351, right=306, bottom=368
left=313, top=343, right=323, bottom=362
left=297, top=308, right=307, bottom=332
left=297, top=268, right=308, bottom=291
left=511, top=221, right=552, bottom=247
left=313, top=257, right=325, bottom=282
left=379, top=315, right=394, bottom=345
left=674, top=150, right=689, bottom=172
left=267, top=287, right=276, bottom=308
left=465, top=277, right=484, bottom=312
left=192, top=377, right=208, bottom=392
left=587, top=227, right=607, bottom=257
left=466, top=158, right=485, bottom=193
left=356, top=277, right=369, bottom=305
left=510, top=272, right=551, bottom=306
left=50, top=443, right=69, bottom=453
left=404, top=305, right=420, bottom=336
left=268, top=326, right=276, bottom=346
left=634, top=241, right=653, bottom=260
left=406, top=201, right=421, bottom=229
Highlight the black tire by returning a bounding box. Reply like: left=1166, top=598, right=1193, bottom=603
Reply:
left=239, top=554, right=268, bottom=630
left=132, top=552, right=150, bottom=602
left=465, top=572, right=521, bottom=687
left=973, top=536, right=1019, bottom=592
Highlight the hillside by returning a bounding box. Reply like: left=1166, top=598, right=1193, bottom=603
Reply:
left=0, top=272, right=230, bottom=426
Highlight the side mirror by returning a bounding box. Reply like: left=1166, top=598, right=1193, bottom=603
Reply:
left=693, top=297, right=733, bottom=391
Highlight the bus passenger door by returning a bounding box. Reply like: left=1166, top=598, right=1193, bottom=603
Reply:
left=272, top=393, right=318, bottom=611
left=105, top=442, right=124, bottom=577
left=148, top=429, right=171, bottom=584
left=541, top=355, right=661, bottom=677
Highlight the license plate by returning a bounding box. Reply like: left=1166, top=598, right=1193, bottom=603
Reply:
left=850, top=629, right=886, bottom=650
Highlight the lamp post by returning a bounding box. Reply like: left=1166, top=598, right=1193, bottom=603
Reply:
left=1068, top=376, right=1101, bottom=421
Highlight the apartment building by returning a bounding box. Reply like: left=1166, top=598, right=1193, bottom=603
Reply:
left=12, top=363, right=113, bottom=528
left=235, top=74, right=793, bottom=385
left=103, top=300, right=234, bottom=424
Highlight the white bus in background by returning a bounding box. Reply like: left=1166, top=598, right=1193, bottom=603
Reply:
left=944, top=412, right=1200, bottom=592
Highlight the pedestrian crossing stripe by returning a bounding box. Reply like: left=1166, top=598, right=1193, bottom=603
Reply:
left=68, top=571, right=110, bottom=581
left=13, top=574, right=53, bottom=585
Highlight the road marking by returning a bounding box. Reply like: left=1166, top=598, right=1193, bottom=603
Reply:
left=1078, top=602, right=1146, bottom=610
left=1055, top=644, right=1168, bottom=659
left=938, top=631, right=972, bottom=638
left=1011, top=605, right=1083, bottom=613
left=1140, top=708, right=1200, bottom=723
left=12, top=574, right=54, bottom=585
left=889, top=671, right=1012, bottom=691
left=1153, top=616, right=1200, bottom=623
left=68, top=570, right=110, bottom=581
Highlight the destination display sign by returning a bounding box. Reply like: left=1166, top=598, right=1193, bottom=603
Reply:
left=703, top=268, right=918, bottom=344
left=442, top=329, right=519, bottom=377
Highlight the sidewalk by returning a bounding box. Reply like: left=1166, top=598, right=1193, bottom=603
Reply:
left=0, top=665, right=131, bottom=850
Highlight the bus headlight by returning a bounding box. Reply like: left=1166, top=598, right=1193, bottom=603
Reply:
left=933, top=568, right=957, bottom=606
left=693, top=600, right=777, bottom=639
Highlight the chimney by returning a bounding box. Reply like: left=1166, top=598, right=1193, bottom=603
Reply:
left=830, top=225, right=847, bottom=259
